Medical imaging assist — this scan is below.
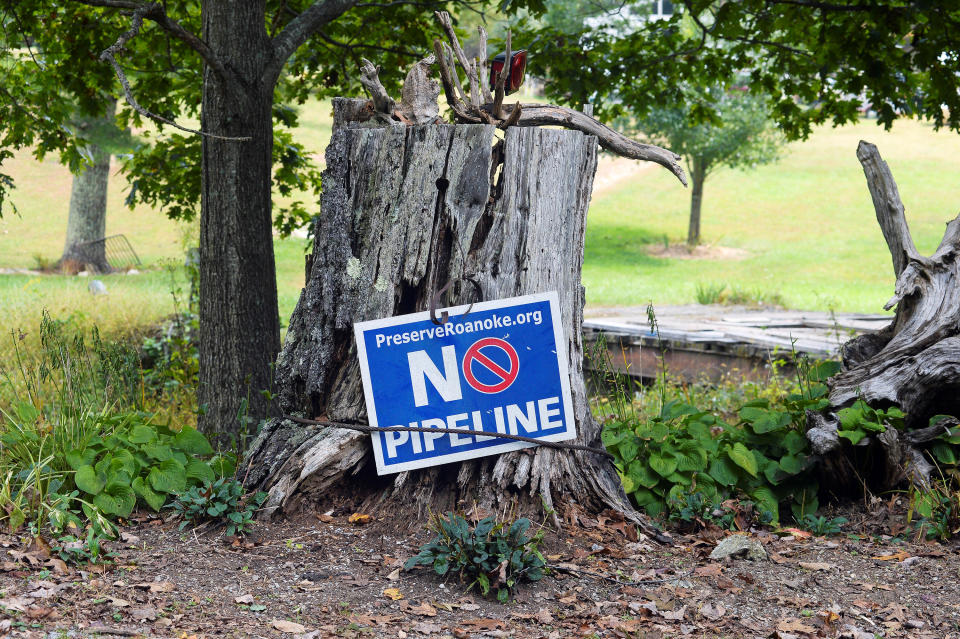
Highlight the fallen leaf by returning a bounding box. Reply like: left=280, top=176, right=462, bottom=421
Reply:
left=777, top=619, right=817, bottom=634
left=150, top=581, right=175, bottom=593
left=778, top=528, right=813, bottom=539
left=535, top=608, right=553, bottom=624
left=798, top=561, right=833, bottom=571
left=348, top=513, right=371, bottom=525
left=26, top=606, right=56, bottom=620
left=411, top=621, right=442, bottom=634
left=45, top=558, right=69, bottom=575
left=694, top=564, right=723, bottom=577
left=130, top=606, right=158, bottom=621
left=700, top=602, right=725, bottom=621
left=383, top=588, right=404, bottom=601
left=410, top=601, right=437, bottom=616
left=235, top=594, right=255, bottom=605
left=461, top=618, right=504, bottom=630
left=273, top=619, right=307, bottom=633
left=109, top=597, right=131, bottom=608
left=660, top=605, right=687, bottom=621
left=873, top=550, right=911, bottom=562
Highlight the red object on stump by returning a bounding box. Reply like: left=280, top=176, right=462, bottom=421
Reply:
left=489, top=50, right=527, bottom=95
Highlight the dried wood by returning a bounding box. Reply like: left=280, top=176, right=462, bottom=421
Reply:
left=808, top=141, right=960, bottom=490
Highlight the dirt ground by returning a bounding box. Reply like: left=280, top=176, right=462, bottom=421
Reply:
left=1, top=501, right=958, bottom=639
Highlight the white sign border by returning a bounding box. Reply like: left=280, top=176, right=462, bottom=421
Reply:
left=353, top=290, right=576, bottom=475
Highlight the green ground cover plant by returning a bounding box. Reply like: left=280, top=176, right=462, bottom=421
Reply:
left=0, top=314, right=236, bottom=546
left=404, top=513, right=547, bottom=603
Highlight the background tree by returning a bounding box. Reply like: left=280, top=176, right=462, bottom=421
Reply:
left=1, top=0, right=497, bottom=444
left=634, top=83, right=783, bottom=246
left=518, top=1, right=960, bottom=138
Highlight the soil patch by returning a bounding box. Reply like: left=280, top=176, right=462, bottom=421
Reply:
left=645, top=243, right=750, bottom=261
left=1, top=503, right=958, bottom=638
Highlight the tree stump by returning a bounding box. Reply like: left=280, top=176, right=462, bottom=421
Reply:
left=807, top=141, right=960, bottom=490
left=245, top=99, right=663, bottom=538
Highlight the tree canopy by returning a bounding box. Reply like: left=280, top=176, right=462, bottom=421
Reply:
left=517, top=0, right=960, bottom=139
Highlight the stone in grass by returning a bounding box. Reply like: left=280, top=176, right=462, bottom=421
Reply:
left=88, top=279, right=107, bottom=295
left=709, top=534, right=767, bottom=561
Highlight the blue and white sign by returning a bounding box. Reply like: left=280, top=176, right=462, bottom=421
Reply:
left=354, top=291, right=576, bottom=475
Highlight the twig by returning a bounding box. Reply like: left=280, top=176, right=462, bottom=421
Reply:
left=476, top=25, right=492, bottom=103
left=492, top=29, right=510, bottom=119
left=434, top=11, right=479, bottom=109
left=549, top=564, right=693, bottom=586
left=358, top=58, right=396, bottom=114
left=99, top=5, right=251, bottom=141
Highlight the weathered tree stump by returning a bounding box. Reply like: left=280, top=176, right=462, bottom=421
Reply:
left=244, top=99, right=665, bottom=539
left=807, top=141, right=960, bottom=489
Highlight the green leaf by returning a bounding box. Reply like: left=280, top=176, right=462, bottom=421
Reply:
left=674, top=442, right=708, bottom=472
left=837, top=429, right=867, bottom=445
left=708, top=457, right=739, bottom=486
left=648, top=452, right=678, bottom=478
left=186, top=461, right=216, bottom=485
left=143, top=443, right=173, bottom=462
left=75, top=465, right=105, bottom=495
left=66, top=448, right=97, bottom=471
left=727, top=443, right=758, bottom=477
left=617, top=438, right=639, bottom=463
left=148, top=458, right=187, bottom=494
left=132, top=476, right=166, bottom=511
left=210, top=454, right=237, bottom=478
left=173, top=427, right=214, bottom=456
left=748, top=411, right=792, bottom=434
left=931, top=443, right=957, bottom=465
left=750, top=486, right=779, bottom=524
left=101, top=482, right=136, bottom=518
left=127, top=424, right=156, bottom=444
left=626, top=460, right=661, bottom=490
left=806, top=360, right=840, bottom=382
left=782, top=430, right=808, bottom=455
left=779, top=454, right=805, bottom=475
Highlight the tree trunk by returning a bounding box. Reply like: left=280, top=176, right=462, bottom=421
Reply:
left=197, top=1, right=281, bottom=446
left=687, top=158, right=705, bottom=247
left=244, top=101, right=664, bottom=539
left=806, top=141, right=960, bottom=490
left=59, top=100, right=117, bottom=274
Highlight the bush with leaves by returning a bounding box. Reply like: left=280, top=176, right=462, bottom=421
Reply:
left=170, top=477, right=267, bottom=536
left=405, top=513, right=547, bottom=602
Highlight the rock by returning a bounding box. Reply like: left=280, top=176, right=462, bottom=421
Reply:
left=709, top=534, right=767, bottom=561
left=78, top=270, right=89, bottom=277
left=127, top=269, right=140, bottom=275
left=88, top=280, right=107, bottom=295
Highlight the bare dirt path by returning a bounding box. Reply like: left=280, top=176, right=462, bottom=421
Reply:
left=1, top=503, right=958, bottom=638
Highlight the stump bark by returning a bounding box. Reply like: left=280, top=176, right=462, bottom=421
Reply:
left=245, top=99, right=662, bottom=538
left=807, top=141, right=960, bottom=489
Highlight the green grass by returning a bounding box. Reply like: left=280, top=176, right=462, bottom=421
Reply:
left=584, top=118, right=960, bottom=312
left=2, top=104, right=958, bottom=355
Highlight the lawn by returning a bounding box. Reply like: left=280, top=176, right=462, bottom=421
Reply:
left=584, top=118, right=960, bottom=312
left=1, top=104, right=957, bottom=354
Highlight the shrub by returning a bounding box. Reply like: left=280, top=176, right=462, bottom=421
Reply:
left=404, top=513, right=547, bottom=602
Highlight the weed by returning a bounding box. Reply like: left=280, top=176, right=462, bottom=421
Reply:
left=797, top=514, right=847, bottom=536
left=695, top=282, right=726, bottom=305
left=170, top=477, right=267, bottom=537
left=404, top=512, right=547, bottom=603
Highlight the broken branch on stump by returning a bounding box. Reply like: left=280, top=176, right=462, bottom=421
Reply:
left=359, top=58, right=396, bottom=115
left=806, top=140, right=960, bottom=492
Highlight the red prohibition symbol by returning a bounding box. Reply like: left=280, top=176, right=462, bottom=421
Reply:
left=462, top=337, right=520, bottom=394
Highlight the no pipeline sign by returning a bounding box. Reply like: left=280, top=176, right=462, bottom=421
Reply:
left=353, top=291, right=577, bottom=474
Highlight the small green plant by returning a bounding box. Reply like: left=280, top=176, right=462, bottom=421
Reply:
left=51, top=527, right=114, bottom=565
left=404, top=513, right=547, bottom=602
left=695, top=282, right=726, bottom=305
left=797, top=514, right=847, bottom=536
left=170, top=477, right=267, bottom=537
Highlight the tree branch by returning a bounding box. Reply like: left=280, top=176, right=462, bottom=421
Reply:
left=99, top=5, right=250, bottom=141
left=267, top=0, right=361, bottom=85
left=70, top=0, right=228, bottom=78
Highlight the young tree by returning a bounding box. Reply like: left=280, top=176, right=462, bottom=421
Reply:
left=635, top=84, right=783, bottom=246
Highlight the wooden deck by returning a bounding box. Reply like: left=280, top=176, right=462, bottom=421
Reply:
left=582, top=305, right=892, bottom=383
